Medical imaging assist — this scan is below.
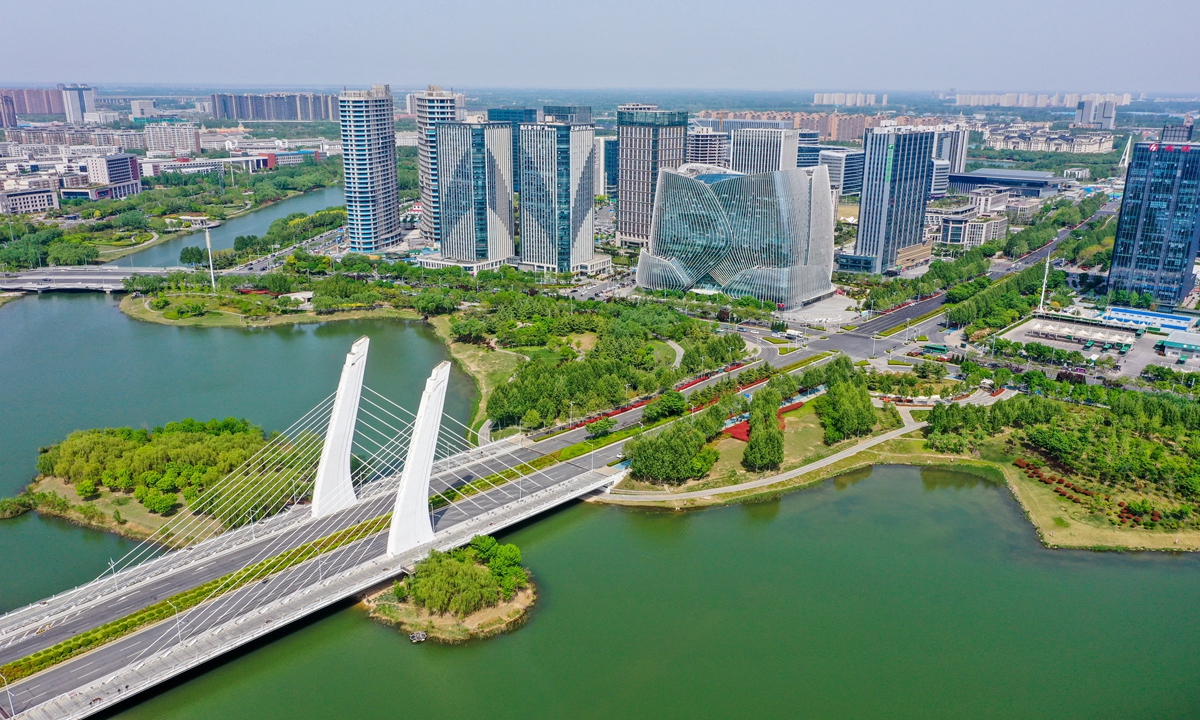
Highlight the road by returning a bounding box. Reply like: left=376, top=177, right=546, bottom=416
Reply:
left=0, top=266, right=181, bottom=292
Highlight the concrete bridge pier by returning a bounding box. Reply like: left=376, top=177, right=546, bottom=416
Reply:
left=387, top=361, right=451, bottom=556
left=311, top=336, right=369, bottom=519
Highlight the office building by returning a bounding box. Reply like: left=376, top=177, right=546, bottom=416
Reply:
left=929, top=159, right=951, bottom=198
left=969, top=187, right=1009, bottom=213
left=130, top=100, right=158, bottom=119
left=963, top=214, right=1008, bottom=248
left=1096, top=101, right=1117, bottom=130
left=1006, top=196, right=1044, bottom=224
left=616, top=104, right=687, bottom=246
left=794, top=130, right=822, bottom=168
left=686, top=126, right=729, bottom=167
left=83, top=111, right=119, bottom=124
left=842, top=126, right=936, bottom=273
left=0, top=187, right=60, bottom=214
left=60, top=84, right=95, bottom=125
left=414, top=86, right=465, bottom=242
left=927, top=199, right=978, bottom=246
left=819, top=148, right=864, bottom=196
left=543, top=105, right=592, bottom=124
left=144, top=123, right=201, bottom=154
left=1074, top=99, right=1095, bottom=126
left=934, top=126, right=969, bottom=173
left=1108, top=139, right=1200, bottom=306
left=433, top=122, right=513, bottom=269
left=948, top=168, right=1066, bottom=198
left=486, top=107, right=538, bottom=195
left=519, top=122, right=604, bottom=273
left=339, top=85, right=401, bottom=252
left=0, top=96, right=16, bottom=128
left=599, top=136, right=619, bottom=198
left=730, top=128, right=799, bottom=175
left=83, top=153, right=142, bottom=200
left=636, top=163, right=835, bottom=308
left=594, top=136, right=617, bottom=196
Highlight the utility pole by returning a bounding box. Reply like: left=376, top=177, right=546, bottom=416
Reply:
left=1037, top=250, right=1052, bottom=313
left=204, top=227, right=217, bottom=293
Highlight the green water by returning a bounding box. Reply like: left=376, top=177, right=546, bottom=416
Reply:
left=0, top=293, right=473, bottom=610
left=107, top=186, right=344, bottom=267
left=111, top=466, right=1200, bottom=720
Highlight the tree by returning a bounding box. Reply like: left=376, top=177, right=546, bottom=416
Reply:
left=450, top=317, right=488, bottom=343
left=643, top=390, right=686, bottom=423
left=521, top=409, right=543, bottom=430
left=414, top=290, right=458, bottom=315
left=994, top=368, right=1013, bottom=388
left=179, top=246, right=205, bottom=265
left=587, top=417, right=617, bottom=437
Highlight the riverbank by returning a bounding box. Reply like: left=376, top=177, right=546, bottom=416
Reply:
left=0, top=291, right=22, bottom=310
left=120, top=293, right=421, bottom=328
left=363, top=583, right=536, bottom=643
left=427, top=315, right=523, bottom=441
left=595, top=430, right=1200, bottom=552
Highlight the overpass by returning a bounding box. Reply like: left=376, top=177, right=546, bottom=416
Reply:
left=0, top=338, right=630, bottom=719
left=0, top=267, right=182, bottom=292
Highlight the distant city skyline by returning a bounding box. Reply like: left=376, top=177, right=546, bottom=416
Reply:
left=1, top=0, right=1196, bottom=92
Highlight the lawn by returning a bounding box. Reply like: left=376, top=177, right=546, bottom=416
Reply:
left=649, top=339, right=678, bottom=366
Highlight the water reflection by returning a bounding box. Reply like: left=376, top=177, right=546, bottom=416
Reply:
left=920, top=467, right=1003, bottom=491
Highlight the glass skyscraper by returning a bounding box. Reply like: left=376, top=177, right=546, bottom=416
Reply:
left=616, top=104, right=688, bottom=246
left=486, top=107, right=538, bottom=194
left=414, top=86, right=464, bottom=243
left=434, top=122, right=514, bottom=265
left=845, top=126, right=936, bottom=273
left=338, top=85, right=400, bottom=252
left=519, top=122, right=596, bottom=272
left=1109, top=139, right=1200, bottom=306
left=636, top=164, right=835, bottom=309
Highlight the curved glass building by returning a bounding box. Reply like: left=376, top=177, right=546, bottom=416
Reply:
left=636, top=163, right=835, bottom=309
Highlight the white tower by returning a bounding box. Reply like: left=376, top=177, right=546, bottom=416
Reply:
left=311, top=337, right=369, bottom=518
left=387, top=361, right=451, bottom=556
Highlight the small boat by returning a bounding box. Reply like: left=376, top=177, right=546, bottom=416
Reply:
left=409, top=631, right=428, bottom=643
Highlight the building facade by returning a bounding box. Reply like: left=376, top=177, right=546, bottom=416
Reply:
left=929, top=158, right=951, bottom=198
left=60, top=85, right=95, bottom=125
left=434, top=122, right=514, bottom=267
left=485, top=108, right=538, bottom=196
left=845, top=126, right=936, bottom=273
left=686, top=126, right=729, bottom=167
left=0, top=96, right=16, bottom=128
left=0, top=187, right=59, bottom=214
left=729, top=128, right=799, bottom=175
left=339, top=85, right=401, bottom=252
left=543, top=105, right=592, bottom=124
left=414, top=86, right=465, bottom=242
left=1108, top=140, right=1200, bottom=306
left=519, top=123, right=597, bottom=272
left=598, top=136, right=619, bottom=198
left=934, top=126, right=970, bottom=173
left=210, top=93, right=340, bottom=121
left=636, top=164, right=835, bottom=308
left=819, top=148, right=864, bottom=196
left=83, top=153, right=142, bottom=200
left=144, top=123, right=201, bottom=154
left=616, top=104, right=687, bottom=246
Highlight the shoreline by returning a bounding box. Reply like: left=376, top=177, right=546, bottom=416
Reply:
left=362, top=583, right=536, bottom=643
left=591, top=433, right=1200, bottom=553
left=119, top=294, right=421, bottom=328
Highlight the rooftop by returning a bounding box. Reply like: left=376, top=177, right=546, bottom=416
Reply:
left=963, top=168, right=1056, bottom=180
left=1164, top=331, right=1200, bottom=347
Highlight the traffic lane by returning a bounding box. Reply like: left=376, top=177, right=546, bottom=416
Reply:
left=853, top=294, right=948, bottom=336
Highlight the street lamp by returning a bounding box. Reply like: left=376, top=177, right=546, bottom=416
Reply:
left=165, top=599, right=183, bottom=647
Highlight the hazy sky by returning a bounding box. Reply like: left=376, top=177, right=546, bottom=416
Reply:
left=4, top=0, right=1196, bottom=92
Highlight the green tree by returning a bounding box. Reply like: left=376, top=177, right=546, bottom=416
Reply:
left=587, top=417, right=617, bottom=437
left=521, top=409, right=543, bottom=430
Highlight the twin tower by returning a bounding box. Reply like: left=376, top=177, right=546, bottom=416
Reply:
left=309, top=337, right=450, bottom=557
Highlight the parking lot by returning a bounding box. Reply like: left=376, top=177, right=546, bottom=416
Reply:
left=998, top=318, right=1169, bottom=379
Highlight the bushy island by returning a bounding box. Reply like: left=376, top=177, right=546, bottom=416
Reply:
left=365, top=535, right=535, bottom=643
left=0, top=417, right=297, bottom=542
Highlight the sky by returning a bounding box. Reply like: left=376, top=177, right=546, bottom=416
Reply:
left=3, top=0, right=1197, bottom=93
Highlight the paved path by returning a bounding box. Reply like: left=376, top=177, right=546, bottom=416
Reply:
left=666, top=339, right=684, bottom=368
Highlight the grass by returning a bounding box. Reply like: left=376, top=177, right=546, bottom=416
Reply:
left=887, top=359, right=913, bottom=366
left=878, top=307, right=948, bottom=337
left=854, top=359, right=869, bottom=367
left=428, top=315, right=524, bottom=435
left=649, top=339, right=678, bottom=366
left=779, top=347, right=797, bottom=355
left=909, top=409, right=931, bottom=421
left=916, top=334, right=929, bottom=342
left=762, top=337, right=791, bottom=345
left=121, top=295, right=419, bottom=328
left=779, top=351, right=835, bottom=373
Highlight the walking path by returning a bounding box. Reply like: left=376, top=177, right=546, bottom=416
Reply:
left=666, top=339, right=684, bottom=368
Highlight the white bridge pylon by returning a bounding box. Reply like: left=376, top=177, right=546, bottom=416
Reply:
left=311, top=336, right=370, bottom=518
left=388, top=360, right=451, bottom=556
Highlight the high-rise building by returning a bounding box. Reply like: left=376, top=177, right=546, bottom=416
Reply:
left=686, top=126, right=729, bottom=167
left=543, top=105, right=592, bottom=124
left=209, top=92, right=339, bottom=121
left=0, top=95, right=16, bottom=128
left=844, top=126, right=937, bottom=273
left=1096, top=101, right=1117, bottom=130
left=795, top=130, right=822, bottom=168
left=819, top=148, right=864, bottom=196
left=519, top=122, right=596, bottom=272
left=130, top=100, right=158, bottom=119
left=1108, top=139, right=1200, bottom=306
left=414, top=86, right=465, bottom=242
left=934, top=126, right=970, bottom=173
left=1161, top=124, right=1195, bottom=143
left=929, top=159, right=951, bottom=198
left=599, top=136, right=619, bottom=199
left=636, top=163, right=835, bottom=308
left=435, top=122, right=514, bottom=267
left=144, top=123, right=202, bottom=154
left=60, top=84, right=95, bottom=125
left=83, top=153, right=142, bottom=199
left=486, top=107, right=538, bottom=195
left=339, top=85, right=401, bottom=252
left=730, top=128, right=799, bottom=175
left=616, top=104, right=687, bottom=246
left=1075, top=100, right=1095, bottom=125
left=0, top=88, right=65, bottom=116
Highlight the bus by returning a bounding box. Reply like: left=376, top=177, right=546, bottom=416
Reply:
left=1084, top=340, right=1095, bottom=349
left=923, top=344, right=949, bottom=355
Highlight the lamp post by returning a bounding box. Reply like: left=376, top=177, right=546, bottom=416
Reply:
left=1, top=671, right=14, bottom=718
left=165, top=599, right=183, bottom=647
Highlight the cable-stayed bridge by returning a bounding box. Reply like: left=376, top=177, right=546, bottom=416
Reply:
left=0, top=338, right=629, bottom=719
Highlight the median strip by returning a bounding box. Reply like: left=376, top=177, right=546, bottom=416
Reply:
left=1, top=514, right=390, bottom=683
